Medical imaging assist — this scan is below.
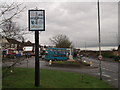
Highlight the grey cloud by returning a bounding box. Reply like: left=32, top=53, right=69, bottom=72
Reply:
left=13, top=2, right=118, bottom=49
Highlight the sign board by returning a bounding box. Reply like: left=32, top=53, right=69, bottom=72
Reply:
left=98, top=55, right=103, bottom=60
left=29, top=10, right=45, bottom=31
left=23, top=46, right=33, bottom=51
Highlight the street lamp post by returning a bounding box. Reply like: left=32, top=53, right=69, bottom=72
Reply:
left=97, top=0, right=102, bottom=80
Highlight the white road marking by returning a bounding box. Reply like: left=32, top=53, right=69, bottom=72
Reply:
left=114, top=79, right=118, bottom=80
left=102, top=74, right=111, bottom=78
left=107, top=79, right=112, bottom=81
left=97, top=73, right=111, bottom=78
left=102, top=67, right=113, bottom=72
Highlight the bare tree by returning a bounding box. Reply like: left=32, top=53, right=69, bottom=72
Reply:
left=1, top=20, right=27, bottom=41
left=0, top=2, right=26, bottom=25
left=0, top=2, right=29, bottom=42
left=50, top=34, right=72, bottom=48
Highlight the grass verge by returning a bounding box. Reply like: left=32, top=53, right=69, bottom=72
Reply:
left=3, top=67, right=113, bottom=88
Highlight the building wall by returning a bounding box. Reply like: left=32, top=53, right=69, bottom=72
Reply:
left=0, top=37, right=9, bottom=49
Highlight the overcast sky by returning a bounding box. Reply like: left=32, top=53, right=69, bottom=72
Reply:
left=12, top=1, right=118, bottom=49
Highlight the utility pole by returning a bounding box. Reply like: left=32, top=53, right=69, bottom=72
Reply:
left=97, top=0, right=102, bottom=80
left=85, top=42, right=87, bottom=57
left=76, top=41, right=77, bottom=48
left=85, top=42, right=87, bottom=52
left=115, top=32, right=118, bottom=47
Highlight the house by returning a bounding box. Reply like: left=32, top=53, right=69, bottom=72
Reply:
left=0, top=35, right=9, bottom=58
left=5, top=38, right=21, bottom=49
left=1, top=34, right=45, bottom=56
left=112, top=45, right=120, bottom=56
left=0, top=35, right=9, bottom=49
left=0, top=36, right=23, bottom=58
left=22, top=41, right=36, bottom=55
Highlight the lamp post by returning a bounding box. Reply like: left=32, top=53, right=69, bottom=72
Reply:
left=97, top=0, right=102, bottom=80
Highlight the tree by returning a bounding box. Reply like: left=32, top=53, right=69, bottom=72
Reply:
left=1, top=20, right=27, bottom=41
left=0, top=2, right=26, bottom=25
left=50, top=34, right=72, bottom=48
left=0, top=2, right=28, bottom=42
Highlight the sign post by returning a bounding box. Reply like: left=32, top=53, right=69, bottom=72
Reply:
left=28, top=9, right=45, bottom=87
left=98, top=55, right=103, bottom=60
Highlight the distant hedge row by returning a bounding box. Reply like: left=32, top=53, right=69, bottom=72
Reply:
left=102, top=53, right=120, bottom=61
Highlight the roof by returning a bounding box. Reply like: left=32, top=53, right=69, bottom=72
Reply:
left=23, top=41, right=34, bottom=46
left=6, top=38, right=21, bottom=44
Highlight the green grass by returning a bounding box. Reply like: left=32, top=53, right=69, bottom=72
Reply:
left=3, top=67, right=113, bottom=88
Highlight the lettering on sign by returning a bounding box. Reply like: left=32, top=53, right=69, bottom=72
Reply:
left=29, top=10, right=45, bottom=31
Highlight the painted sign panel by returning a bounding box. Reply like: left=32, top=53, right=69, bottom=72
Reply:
left=23, top=46, right=33, bottom=51
left=29, top=10, right=45, bottom=31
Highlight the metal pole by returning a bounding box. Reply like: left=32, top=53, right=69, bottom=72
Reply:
left=35, top=31, right=40, bottom=86
left=97, top=0, right=102, bottom=80
left=85, top=42, right=86, bottom=52
left=116, top=32, right=118, bottom=47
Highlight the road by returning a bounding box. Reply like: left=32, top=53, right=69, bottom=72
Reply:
left=3, top=56, right=119, bottom=88
left=82, top=57, right=119, bottom=88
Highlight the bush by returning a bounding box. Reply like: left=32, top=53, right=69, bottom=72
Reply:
left=114, top=56, right=120, bottom=61
left=102, top=53, right=120, bottom=61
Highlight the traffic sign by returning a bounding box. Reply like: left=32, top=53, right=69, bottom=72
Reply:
left=98, top=55, right=103, bottom=60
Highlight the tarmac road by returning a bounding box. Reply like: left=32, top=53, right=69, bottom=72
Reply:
left=81, top=57, right=119, bottom=88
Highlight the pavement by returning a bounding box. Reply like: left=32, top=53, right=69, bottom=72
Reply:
left=2, top=56, right=119, bottom=88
